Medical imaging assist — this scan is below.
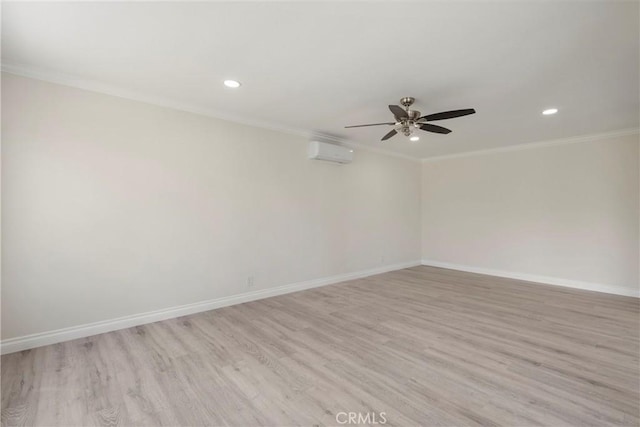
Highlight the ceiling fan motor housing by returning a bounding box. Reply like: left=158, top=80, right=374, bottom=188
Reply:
left=407, top=110, right=421, bottom=120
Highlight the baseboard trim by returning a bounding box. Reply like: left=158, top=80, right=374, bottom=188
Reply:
left=421, top=259, right=639, bottom=298
left=1, top=260, right=421, bottom=355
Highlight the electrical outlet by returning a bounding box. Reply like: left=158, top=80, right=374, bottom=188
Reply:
left=380, top=255, right=385, bottom=265
left=247, top=276, right=255, bottom=288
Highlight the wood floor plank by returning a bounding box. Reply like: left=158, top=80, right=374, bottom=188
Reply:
left=2, top=266, right=639, bottom=426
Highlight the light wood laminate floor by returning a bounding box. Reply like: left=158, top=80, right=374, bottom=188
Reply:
left=2, top=266, right=639, bottom=426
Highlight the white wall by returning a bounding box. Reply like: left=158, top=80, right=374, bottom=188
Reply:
left=422, top=133, right=640, bottom=296
left=1, top=73, right=421, bottom=341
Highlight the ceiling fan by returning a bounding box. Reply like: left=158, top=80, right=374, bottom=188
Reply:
left=345, top=97, right=475, bottom=141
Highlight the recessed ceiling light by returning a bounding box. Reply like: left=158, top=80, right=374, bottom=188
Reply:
left=224, top=80, right=241, bottom=88
left=542, top=108, right=558, bottom=115
left=410, top=136, right=420, bottom=142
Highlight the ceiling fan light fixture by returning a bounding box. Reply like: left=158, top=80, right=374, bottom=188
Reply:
left=223, top=79, right=241, bottom=88
left=542, top=108, right=558, bottom=115
left=410, top=136, right=420, bottom=142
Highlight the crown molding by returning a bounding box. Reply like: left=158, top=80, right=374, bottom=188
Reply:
left=5, top=64, right=635, bottom=165
left=422, top=128, right=640, bottom=163
left=1, top=64, right=420, bottom=163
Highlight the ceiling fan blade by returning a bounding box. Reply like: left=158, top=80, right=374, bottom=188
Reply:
left=344, top=122, right=395, bottom=128
left=389, top=105, right=408, bottom=119
left=419, top=123, right=452, bottom=134
left=381, top=129, right=398, bottom=141
left=420, top=108, right=476, bottom=121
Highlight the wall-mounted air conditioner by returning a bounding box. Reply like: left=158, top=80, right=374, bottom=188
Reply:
left=308, top=141, right=354, bottom=164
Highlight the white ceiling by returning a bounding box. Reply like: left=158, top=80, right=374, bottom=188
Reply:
left=2, top=1, right=638, bottom=159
